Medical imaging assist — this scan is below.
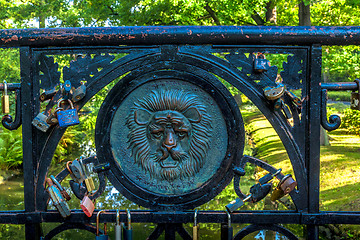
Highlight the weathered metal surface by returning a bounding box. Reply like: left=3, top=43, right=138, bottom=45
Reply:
left=1, top=26, right=360, bottom=47
left=0, top=27, right=359, bottom=239
left=95, top=70, right=244, bottom=210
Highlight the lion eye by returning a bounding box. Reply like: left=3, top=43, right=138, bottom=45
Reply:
left=152, top=131, right=163, bottom=139
left=177, top=131, right=187, bottom=139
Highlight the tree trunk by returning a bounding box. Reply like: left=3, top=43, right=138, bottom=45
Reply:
left=39, top=15, right=46, bottom=28
left=298, top=1, right=311, bottom=26
left=265, top=1, right=277, bottom=24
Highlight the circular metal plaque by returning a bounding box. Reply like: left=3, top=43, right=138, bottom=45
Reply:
left=95, top=69, right=245, bottom=210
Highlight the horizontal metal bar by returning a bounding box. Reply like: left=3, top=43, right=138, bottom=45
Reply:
left=1, top=26, right=360, bottom=47
left=0, top=83, right=21, bottom=91
left=321, top=82, right=358, bottom=91
left=2, top=210, right=360, bottom=225
left=303, top=212, right=360, bottom=224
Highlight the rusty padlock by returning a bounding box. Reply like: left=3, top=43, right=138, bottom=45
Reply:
left=279, top=174, right=297, bottom=194
left=56, top=98, right=80, bottom=127
left=264, top=83, right=285, bottom=101
left=45, top=177, right=71, bottom=218
left=50, top=175, right=71, bottom=201
left=351, top=79, right=360, bottom=110
left=80, top=194, right=95, bottom=217
left=254, top=53, right=271, bottom=73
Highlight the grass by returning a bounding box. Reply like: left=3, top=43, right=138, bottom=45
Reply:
left=241, top=103, right=360, bottom=237
left=327, top=91, right=352, bottom=102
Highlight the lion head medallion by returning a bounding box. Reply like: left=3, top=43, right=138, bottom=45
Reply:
left=126, top=90, right=212, bottom=181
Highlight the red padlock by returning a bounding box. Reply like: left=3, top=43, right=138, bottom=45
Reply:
left=80, top=195, right=95, bottom=217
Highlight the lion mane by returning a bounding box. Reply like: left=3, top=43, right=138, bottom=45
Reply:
left=126, top=89, right=212, bottom=181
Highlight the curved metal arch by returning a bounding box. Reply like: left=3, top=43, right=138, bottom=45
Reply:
left=35, top=49, right=164, bottom=210
left=174, top=49, right=307, bottom=209
left=233, top=224, right=299, bottom=240
left=43, top=222, right=99, bottom=240
left=35, top=46, right=307, bottom=211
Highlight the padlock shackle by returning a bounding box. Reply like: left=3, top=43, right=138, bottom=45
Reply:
left=45, top=177, right=53, bottom=187
left=50, top=175, right=64, bottom=191
left=194, top=209, right=198, bottom=226
left=96, top=210, right=106, bottom=236
left=57, top=98, right=75, bottom=109
left=278, top=174, right=292, bottom=188
left=126, top=209, right=131, bottom=228
left=66, top=161, right=73, bottom=174
left=3, top=80, right=7, bottom=95
left=116, top=209, right=120, bottom=225
left=225, top=209, right=231, bottom=227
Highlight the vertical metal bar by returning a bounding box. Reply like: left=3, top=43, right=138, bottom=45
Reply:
left=305, top=44, right=322, bottom=239
left=164, top=224, right=176, bottom=240
left=20, top=47, right=41, bottom=240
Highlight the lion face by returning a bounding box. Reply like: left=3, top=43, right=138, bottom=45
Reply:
left=126, top=90, right=212, bottom=181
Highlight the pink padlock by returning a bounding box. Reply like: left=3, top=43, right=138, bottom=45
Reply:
left=80, top=195, right=95, bottom=217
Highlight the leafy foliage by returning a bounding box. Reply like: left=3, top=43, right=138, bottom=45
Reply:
left=341, top=109, right=360, bottom=135
left=0, top=128, right=23, bottom=169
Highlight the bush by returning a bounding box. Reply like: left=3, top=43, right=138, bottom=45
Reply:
left=341, top=109, right=360, bottom=135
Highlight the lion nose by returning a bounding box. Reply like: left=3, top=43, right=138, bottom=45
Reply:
left=163, top=129, right=176, bottom=150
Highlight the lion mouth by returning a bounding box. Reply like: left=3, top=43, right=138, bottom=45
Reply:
left=160, top=157, right=179, bottom=168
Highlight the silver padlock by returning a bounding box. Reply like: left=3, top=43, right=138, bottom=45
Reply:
left=32, top=112, right=51, bottom=132
left=67, top=159, right=86, bottom=183
left=72, top=83, right=86, bottom=102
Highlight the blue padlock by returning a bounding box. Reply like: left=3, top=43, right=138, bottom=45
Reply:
left=56, top=98, right=80, bottom=128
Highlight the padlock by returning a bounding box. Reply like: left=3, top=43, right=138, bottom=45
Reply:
left=270, top=174, right=297, bottom=201
left=279, top=174, right=297, bottom=194
left=45, top=178, right=71, bottom=218
left=96, top=210, right=109, bottom=240
left=32, top=112, right=51, bottom=132
left=69, top=180, right=87, bottom=200
left=56, top=98, right=80, bottom=127
left=270, top=187, right=285, bottom=201
left=253, top=53, right=271, bottom=73
left=221, top=210, right=233, bottom=240
left=193, top=209, right=199, bottom=240
left=39, top=88, right=57, bottom=102
left=233, top=166, right=246, bottom=176
left=285, top=90, right=302, bottom=108
left=225, top=194, right=252, bottom=213
left=67, top=160, right=86, bottom=183
left=2, top=80, right=10, bottom=114
left=351, top=79, right=360, bottom=110
left=122, top=209, right=133, bottom=240
left=264, top=83, right=285, bottom=101
left=281, top=102, right=293, bottom=119
left=80, top=195, right=95, bottom=217
left=258, top=169, right=282, bottom=185
left=46, top=108, right=62, bottom=125
left=115, top=209, right=122, bottom=240
left=72, top=83, right=87, bottom=102
left=62, top=80, right=72, bottom=100
left=80, top=157, right=96, bottom=193
left=50, top=175, right=71, bottom=201
left=249, top=182, right=272, bottom=203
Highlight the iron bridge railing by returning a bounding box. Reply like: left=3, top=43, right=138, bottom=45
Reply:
left=0, top=26, right=359, bottom=240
